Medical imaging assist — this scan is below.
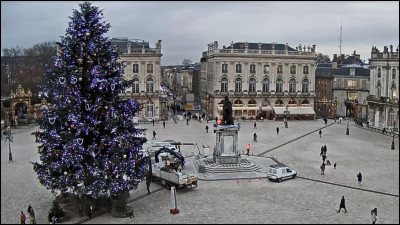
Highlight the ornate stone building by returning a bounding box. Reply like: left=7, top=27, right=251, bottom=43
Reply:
left=315, top=53, right=370, bottom=120
left=200, top=41, right=316, bottom=120
left=112, top=38, right=163, bottom=121
left=367, top=45, right=399, bottom=130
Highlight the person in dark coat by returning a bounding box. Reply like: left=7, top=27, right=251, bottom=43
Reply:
left=205, top=125, right=209, bottom=133
left=276, top=127, right=279, bottom=134
left=152, top=130, right=157, bottom=140
left=320, top=146, right=324, bottom=156
left=152, top=118, right=155, bottom=126
left=163, top=121, right=165, bottom=128
left=128, top=206, right=134, bottom=218
left=146, top=174, right=152, bottom=195
left=319, top=129, right=322, bottom=138
left=338, top=196, right=347, bottom=213
left=357, top=172, right=362, bottom=184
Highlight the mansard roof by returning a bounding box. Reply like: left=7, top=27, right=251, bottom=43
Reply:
left=316, top=65, right=370, bottom=78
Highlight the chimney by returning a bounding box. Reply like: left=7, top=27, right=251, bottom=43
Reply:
left=340, top=54, right=345, bottom=63
left=333, top=54, right=337, bottom=60
left=332, top=61, right=337, bottom=68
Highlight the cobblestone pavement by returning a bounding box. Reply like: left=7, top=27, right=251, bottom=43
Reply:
left=1, top=119, right=398, bottom=224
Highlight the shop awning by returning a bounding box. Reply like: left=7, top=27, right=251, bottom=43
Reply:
left=273, top=107, right=315, bottom=115
left=218, top=106, right=260, bottom=111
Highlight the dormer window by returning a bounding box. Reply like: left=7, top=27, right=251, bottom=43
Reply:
left=350, top=68, right=355, bottom=76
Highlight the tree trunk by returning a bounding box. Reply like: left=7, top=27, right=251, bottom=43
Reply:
left=111, top=190, right=130, bottom=218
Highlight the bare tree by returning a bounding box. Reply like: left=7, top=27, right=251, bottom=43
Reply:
left=182, top=59, right=192, bottom=66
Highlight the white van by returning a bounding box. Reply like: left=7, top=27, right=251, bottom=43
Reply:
left=267, top=164, right=297, bottom=182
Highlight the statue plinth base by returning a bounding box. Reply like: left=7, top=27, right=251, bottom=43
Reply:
left=213, top=123, right=241, bottom=164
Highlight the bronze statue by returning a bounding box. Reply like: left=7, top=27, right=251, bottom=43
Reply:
left=222, top=96, right=234, bottom=125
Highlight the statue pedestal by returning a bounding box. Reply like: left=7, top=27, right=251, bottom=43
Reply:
left=213, top=124, right=241, bottom=164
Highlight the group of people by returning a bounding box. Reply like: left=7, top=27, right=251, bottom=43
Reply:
left=20, top=204, right=36, bottom=224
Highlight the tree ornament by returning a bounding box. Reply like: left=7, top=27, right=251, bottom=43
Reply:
left=77, top=59, right=83, bottom=64
left=86, top=32, right=90, bottom=36
left=64, top=171, right=68, bottom=175
left=59, top=77, right=66, bottom=84
left=123, top=154, right=127, bottom=159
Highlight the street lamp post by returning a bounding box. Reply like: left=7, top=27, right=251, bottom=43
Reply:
left=2, top=126, right=13, bottom=162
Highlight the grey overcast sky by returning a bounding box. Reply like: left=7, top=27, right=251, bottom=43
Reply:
left=1, top=1, right=399, bottom=65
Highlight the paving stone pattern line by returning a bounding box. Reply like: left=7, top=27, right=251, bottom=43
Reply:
left=297, top=176, right=399, bottom=198
left=256, top=123, right=335, bottom=156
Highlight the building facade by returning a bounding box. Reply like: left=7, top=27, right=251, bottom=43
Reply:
left=315, top=54, right=370, bottom=120
left=200, top=41, right=317, bottom=120
left=367, top=45, right=399, bottom=130
left=112, top=38, right=164, bottom=120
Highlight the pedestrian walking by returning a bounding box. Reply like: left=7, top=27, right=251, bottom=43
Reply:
left=357, top=172, right=362, bottom=184
left=337, top=196, right=347, bottom=213
left=371, top=208, right=377, bottom=224
left=320, top=163, right=325, bottom=175
left=27, top=204, right=36, bottom=224
left=163, top=121, right=165, bottom=128
left=276, top=127, right=280, bottom=134
left=319, top=129, right=322, bottom=138
left=246, top=144, right=251, bottom=156
left=146, top=174, right=152, bottom=195
left=322, top=154, right=327, bottom=163
left=215, top=116, right=218, bottom=124
left=320, top=146, right=324, bottom=156
left=334, top=162, right=337, bottom=169
left=152, top=130, right=157, bottom=140
left=152, top=118, right=155, bottom=126
left=254, top=122, right=257, bottom=129
left=205, top=125, right=209, bottom=133
left=186, top=118, right=189, bottom=126
left=21, top=211, right=26, bottom=224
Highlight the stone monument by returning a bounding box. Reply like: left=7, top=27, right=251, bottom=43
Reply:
left=213, top=96, right=240, bottom=164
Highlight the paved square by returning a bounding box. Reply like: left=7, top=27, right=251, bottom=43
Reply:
left=1, top=118, right=398, bottom=224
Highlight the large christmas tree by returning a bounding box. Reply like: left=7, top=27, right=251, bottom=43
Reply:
left=32, top=2, right=148, bottom=214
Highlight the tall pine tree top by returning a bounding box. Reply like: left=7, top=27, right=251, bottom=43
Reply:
left=33, top=2, right=148, bottom=198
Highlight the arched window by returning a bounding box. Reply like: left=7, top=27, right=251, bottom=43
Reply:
left=235, top=78, right=242, bottom=92
left=391, top=83, right=397, bottom=99
left=301, top=99, right=309, bottom=105
left=289, top=78, right=296, bottom=93
left=221, top=78, right=228, bottom=93
left=392, top=68, right=396, bottom=80
left=132, top=78, right=140, bottom=93
left=248, top=99, right=257, bottom=105
left=249, top=78, right=256, bottom=93
left=234, top=99, right=243, bottom=105
left=276, top=78, right=283, bottom=93
left=236, top=64, right=242, bottom=73
left=302, top=79, right=309, bottom=93
left=288, top=99, right=297, bottom=105
left=378, top=68, right=381, bottom=78
left=275, top=99, right=284, bottom=106
left=262, top=78, right=270, bottom=92
left=146, top=78, right=154, bottom=93
left=377, top=82, right=382, bottom=98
